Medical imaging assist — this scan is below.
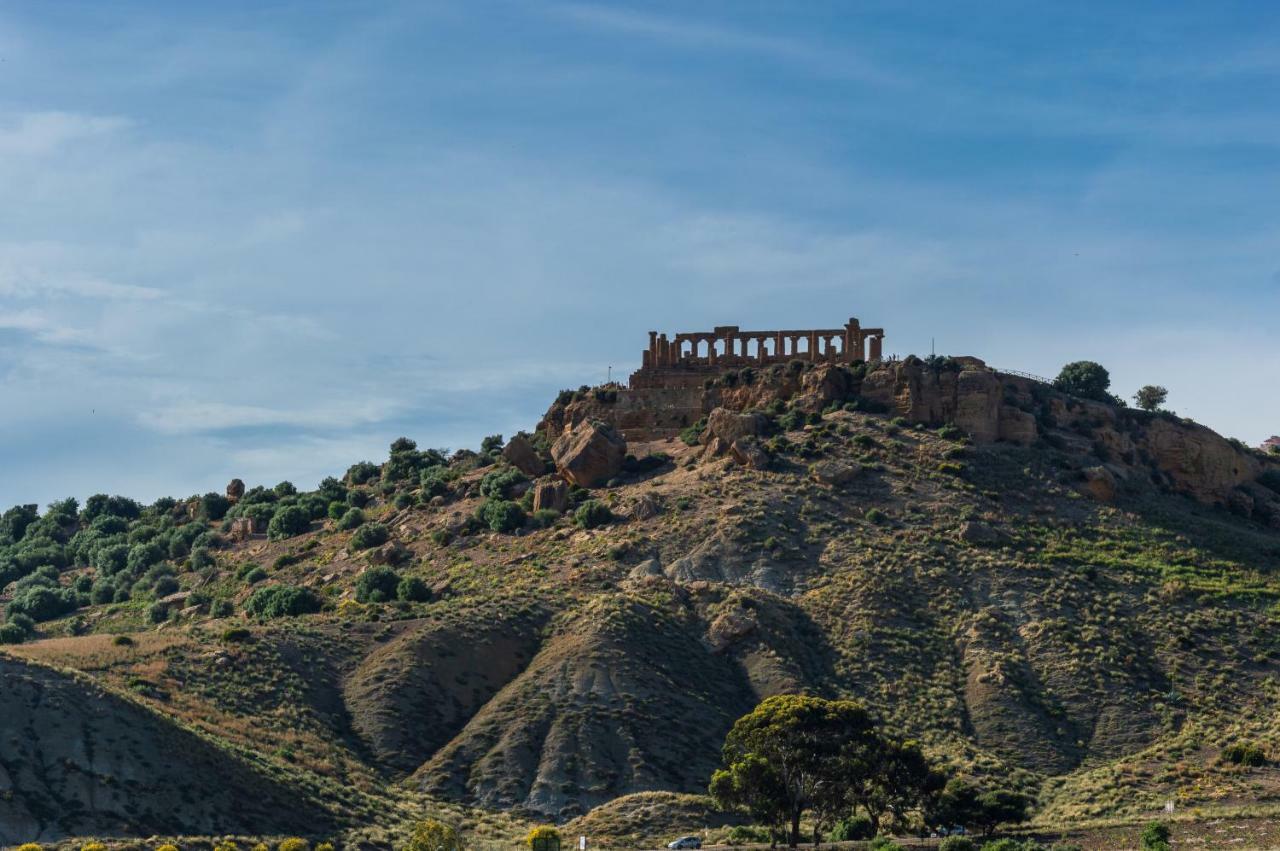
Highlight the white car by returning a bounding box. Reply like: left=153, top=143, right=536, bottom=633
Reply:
left=667, top=837, right=702, bottom=849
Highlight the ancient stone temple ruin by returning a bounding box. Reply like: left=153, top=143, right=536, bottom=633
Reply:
left=631, top=317, right=884, bottom=389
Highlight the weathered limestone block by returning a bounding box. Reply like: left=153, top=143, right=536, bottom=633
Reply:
left=532, top=477, right=569, bottom=513
left=997, top=406, right=1038, bottom=446
left=226, top=478, right=246, bottom=503
left=861, top=357, right=1002, bottom=441
left=551, top=420, right=627, bottom=488
left=502, top=434, right=544, bottom=477
left=229, top=517, right=255, bottom=541
left=1137, top=418, right=1259, bottom=503
left=704, top=408, right=769, bottom=447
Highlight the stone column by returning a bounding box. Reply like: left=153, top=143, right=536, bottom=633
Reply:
left=844, top=318, right=861, bottom=364
left=775, top=332, right=784, bottom=360
left=757, top=335, right=767, bottom=363
left=648, top=331, right=658, bottom=365
left=869, top=335, right=882, bottom=361
left=707, top=336, right=717, bottom=366
left=808, top=331, right=819, bottom=362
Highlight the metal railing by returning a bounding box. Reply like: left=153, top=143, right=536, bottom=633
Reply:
left=994, top=368, right=1053, bottom=386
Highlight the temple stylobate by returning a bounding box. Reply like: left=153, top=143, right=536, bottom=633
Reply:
left=638, top=317, right=883, bottom=372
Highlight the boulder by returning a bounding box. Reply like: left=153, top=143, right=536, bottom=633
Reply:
left=226, top=478, right=246, bottom=503
left=707, top=608, right=758, bottom=653
left=369, top=541, right=409, bottom=566
left=551, top=420, right=627, bottom=488
left=502, top=434, right=545, bottom=477
left=809, top=460, right=859, bottom=486
left=1080, top=466, right=1117, bottom=503
left=626, top=493, right=663, bottom=521
left=729, top=437, right=770, bottom=470
left=702, top=436, right=730, bottom=460
left=532, top=477, right=569, bottom=513
left=704, top=408, right=770, bottom=447
left=792, top=364, right=855, bottom=414
left=229, top=517, right=255, bottom=541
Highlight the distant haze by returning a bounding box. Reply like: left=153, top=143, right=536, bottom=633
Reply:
left=2, top=1, right=1278, bottom=506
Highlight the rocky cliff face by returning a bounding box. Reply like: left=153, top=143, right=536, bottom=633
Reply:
left=541, top=356, right=1280, bottom=517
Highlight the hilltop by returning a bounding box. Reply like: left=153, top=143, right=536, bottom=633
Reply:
left=3, top=353, right=1280, bottom=847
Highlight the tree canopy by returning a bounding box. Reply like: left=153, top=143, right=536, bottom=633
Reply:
left=1054, top=361, right=1114, bottom=403
left=710, top=694, right=936, bottom=846
left=1133, top=384, right=1168, bottom=412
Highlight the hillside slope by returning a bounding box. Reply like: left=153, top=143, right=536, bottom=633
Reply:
left=4, top=355, right=1280, bottom=842
left=0, top=654, right=334, bottom=844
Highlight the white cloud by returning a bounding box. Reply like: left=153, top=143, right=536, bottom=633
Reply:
left=136, top=398, right=408, bottom=435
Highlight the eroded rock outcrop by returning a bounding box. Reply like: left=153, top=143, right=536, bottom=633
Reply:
left=551, top=420, right=627, bottom=488
left=502, top=434, right=545, bottom=477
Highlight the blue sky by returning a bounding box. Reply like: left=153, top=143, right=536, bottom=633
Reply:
left=2, top=1, right=1279, bottom=507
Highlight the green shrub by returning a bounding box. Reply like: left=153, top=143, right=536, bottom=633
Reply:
left=679, top=418, right=707, bottom=446
left=574, top=500, right=612, bottom=529
left=529, top=508, right=561, bottom=528
left=0, top=622, right=26, bottom=644
left=336, top=507, right=365, bottom=530
left=397, top=576, right=431, bottom=602
left=1139, top=821, right=1170, bottom=851
left=8, top=585, right=79, bottom=622
left=221, top=627, right=252, bottom=642
left=866, top=507, right=885, bottom=523
left=201, top=491, right=231, bottom=520
left=869, top=838, right=903, bottom=851
left=244, top=566, right=268, bottom=585
left=210, top=599, right=234, bottom=618
left=479, top=499, right=525, bottom=533
left=430, top=528, right=454, bottom=546
left=244, top=584, right=321, bottom=618
left=278, top=839, right=309, bottom=851
left=112, top=634, right=134, bottom=646
left=938, top=838, right=974, bottom=851
left=1222, top=741, right=1267, bottom=766
left=525, top=826, right=561, bottom=851
left=725, top=826, right=770, bottom=846
left=148, top=602, right=169, bottom=623
left=190, top=546, right=214, bottom=570
left=406, top=820, right=462, bottom=851
left=356, top=566, right=401, bottom=603
left=480, top=467, right=528, bottom=500
left=394, top=492, right=414, bottom=509
left=830, top=814, right=873, bottom=841
left=346, top=461, right=379, bottom=485
left=350, top=523, right=390, bottom=550
left=421, top=466, right=457, bottom=498
left=268, top=505, right=311, bottom=540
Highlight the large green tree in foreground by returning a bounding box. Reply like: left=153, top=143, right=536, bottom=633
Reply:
left=710, top=695, right=938, bottom=846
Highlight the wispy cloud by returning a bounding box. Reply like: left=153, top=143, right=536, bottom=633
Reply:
left=0, top=111, right=131, bottom=157
left=136, top=398, right=408, bottom=435
left=548, top=3, right=900, bottom=86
